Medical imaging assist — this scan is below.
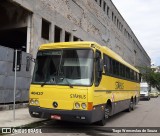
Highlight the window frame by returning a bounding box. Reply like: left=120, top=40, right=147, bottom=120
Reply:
left=103, top=54, right=140, bottom=83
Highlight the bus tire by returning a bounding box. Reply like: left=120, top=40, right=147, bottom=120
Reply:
left=127, top=101, right=132, bottom=112
left=98, top=105, right=110, bottom=126
left=131, top=100, right=135, bottom=111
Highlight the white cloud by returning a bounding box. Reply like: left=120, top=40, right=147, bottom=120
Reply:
left=112, top=0, right=160, bottom=66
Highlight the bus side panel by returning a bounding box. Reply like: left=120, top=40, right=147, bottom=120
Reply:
left=93, top=75, right=140, bottom=116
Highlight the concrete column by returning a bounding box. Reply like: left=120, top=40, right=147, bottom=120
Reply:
left=26, top=14, right=32, bottom=53
left=101, top=0, right=104, bottom=10
left=31, top=14, right=42, bottom=58
left=60, top=29, right=65, bottom=42
left=97, top=0, right=99, bottom=6
left=49, top=23, right=55, bottom=42
left=70, top=33, right=74, bottom=41
left=97, top=0, right=101, bottom=7
left=29, top=14, right=42, bottom=75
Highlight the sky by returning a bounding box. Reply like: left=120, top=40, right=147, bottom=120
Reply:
left=112, top=0, right=160, bottom=66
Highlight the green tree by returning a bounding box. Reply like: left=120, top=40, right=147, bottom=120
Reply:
left=138, top=66, right=160, bottom=91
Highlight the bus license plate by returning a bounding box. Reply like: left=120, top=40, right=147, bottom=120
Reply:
left=51, top=115, right=61, bottom=120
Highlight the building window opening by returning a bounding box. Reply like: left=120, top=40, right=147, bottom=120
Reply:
left=114, top=16, right=116, bottom=24
left=65, top=31, right=71, bottom=42
left=117, top=19, right=119, bottom=28
left=112, top=12, right=114, bottom=21
left=0, top=27, right=27, bottom=52
left=99, top=0, right=102, bottom=7
left=0, top=1, right=30, bottom=52
left=103, top=1, right=106, bottom=12
left=121, top=25, right=123, bottom=32
left=73, top=36, right=79, bottom=41
left=41, top=19, right=50, bottom=40
left=107, top=6, right=109, bottom=16
left=54, top=26, right=62, bottom=43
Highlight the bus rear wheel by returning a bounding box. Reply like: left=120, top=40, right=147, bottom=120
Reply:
left=98, top=105, right=110, bottom=126
left=127, top=101, right=132, bottom=112
left=127, top=99, right=135, bottom=112
left=131, top=99, right=135, bottom=110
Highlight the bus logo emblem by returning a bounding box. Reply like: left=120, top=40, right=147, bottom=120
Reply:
left=115, top=81, right=124, bottom=89
left=53, top=102, right=58, bottom=108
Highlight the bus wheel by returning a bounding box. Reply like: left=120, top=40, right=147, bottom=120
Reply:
left=127, top=101, right=132, bottom=112
left=98, top=105, right=110, bottom=126
left=131, top=100, right=135, bottom=111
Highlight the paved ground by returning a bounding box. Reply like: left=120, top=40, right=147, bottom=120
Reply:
left=0, top=108, right=44, bottom=128
left=36, top=96, right=160, bottom=136
left=0, top=97, right=160, bottom=136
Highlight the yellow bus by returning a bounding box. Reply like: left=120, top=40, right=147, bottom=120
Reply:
left=29, top=41, right=140, bottom=125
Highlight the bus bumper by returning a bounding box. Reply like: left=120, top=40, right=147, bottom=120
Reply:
left=29, top=105, right=104, bottom=124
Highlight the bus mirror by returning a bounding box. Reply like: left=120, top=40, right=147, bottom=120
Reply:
left=27, top=56, right=36, bottom=63
left=26, top=56, right=36, bottom=71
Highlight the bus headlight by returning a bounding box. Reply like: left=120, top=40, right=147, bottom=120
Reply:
left=30, top=99, right=39, bottom=105
left=81, top=103, right=86, bottom=109
left=35, top=100, right=39, bottom=105
left=75, top=102, right=80, bottom=109
left=30, top=99, right=35, bottom=105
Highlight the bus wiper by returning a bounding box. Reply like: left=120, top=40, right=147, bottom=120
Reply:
left=57, top=73, right=73, bottom=88
left=41, top=77, right=52, bottom=87
left=65, top=78, right=73, bottom=88
left=58, top=67, right=73, bottom=88
left=57, top=74, right=73, bottom=88
left=41, top=80, right=47, bottom=87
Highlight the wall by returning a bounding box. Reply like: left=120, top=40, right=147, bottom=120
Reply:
left=10, top=0, right=151, bottom=67
left=0, top=45, right=31, bottom=103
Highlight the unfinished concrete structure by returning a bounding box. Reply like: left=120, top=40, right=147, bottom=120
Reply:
left=0, top=0, right=150, bottom=103
left=0, top=0, right=151, bottom=66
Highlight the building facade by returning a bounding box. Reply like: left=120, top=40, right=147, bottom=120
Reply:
left=0, top=0, right=150, bottom=67
left=0, top=0, right=151, bottom=104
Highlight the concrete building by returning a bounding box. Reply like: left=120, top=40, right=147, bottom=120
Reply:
left=0, top=0, right=150, bottom=66
left=0, top=0, right=151, bottom=104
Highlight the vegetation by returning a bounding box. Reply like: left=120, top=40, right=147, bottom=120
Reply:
left=138, top=66, right=160, bottom=91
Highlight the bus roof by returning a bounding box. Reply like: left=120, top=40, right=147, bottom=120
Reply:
left=39, top=41, right=93, bottom=49
left=39, top=41, right=139, bottom=72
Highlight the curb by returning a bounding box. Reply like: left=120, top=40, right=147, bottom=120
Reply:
left=0, top=103, right=28, bottom=111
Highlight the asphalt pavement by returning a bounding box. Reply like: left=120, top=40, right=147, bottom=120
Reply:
left=0, top=97, right=160, bottom=136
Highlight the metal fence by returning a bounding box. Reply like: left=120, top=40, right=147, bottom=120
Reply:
left=0, top=45, right=32, bottom=104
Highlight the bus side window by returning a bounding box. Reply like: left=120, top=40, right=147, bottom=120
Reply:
left=95, top=50, right=102, bottom=86
left=109, top=57, right=113, bottom=74
left=103, top=54, right=110, bottom=74
left=119, top=63, right=123, bottom=77
left=139, top=73, right=142, bottom=82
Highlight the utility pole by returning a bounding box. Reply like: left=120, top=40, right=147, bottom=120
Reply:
left=13, top=50, right=17, bottom=121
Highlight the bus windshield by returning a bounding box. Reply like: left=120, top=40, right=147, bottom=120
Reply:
left=140, top=87, right=149, bottom=92
left=32, top=49, right=93, bottom=86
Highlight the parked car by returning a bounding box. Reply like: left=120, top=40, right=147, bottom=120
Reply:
left=140, top=82, right=150, bottom=100
left=150, top=91, right=159, bottom=98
